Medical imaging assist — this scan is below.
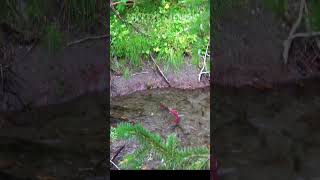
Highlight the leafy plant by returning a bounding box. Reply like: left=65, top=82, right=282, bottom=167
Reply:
left=111, top=0, right=210, bottom=73
left=111, top=122, right=210, bottom=170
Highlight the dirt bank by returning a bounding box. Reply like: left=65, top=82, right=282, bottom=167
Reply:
left=1, top=32, right=108, bottom=111
left=111, top=58, right=210, bottom=97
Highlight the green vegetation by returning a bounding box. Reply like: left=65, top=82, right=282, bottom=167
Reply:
left=309, top=0, right=320, bottom=31
left=1, top=0, right=106, bottom=54
left=111, top=0, right=210, bottom=75
left=111, top=122, right=209, bottom=170
left=263, top=0, right=320, bottom=32
left=44, top=23, right=64, bottom=55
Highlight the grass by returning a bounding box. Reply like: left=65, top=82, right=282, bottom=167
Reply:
left=44, top=23, right=64, bottom=56
left=1, top=0, right=105, bottom=54
left=111, top=0, right=210, bottom=75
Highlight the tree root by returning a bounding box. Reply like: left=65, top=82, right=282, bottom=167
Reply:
left=283, top=0, right=320, bottom=64
left=198, top=40, right=210, bottom=82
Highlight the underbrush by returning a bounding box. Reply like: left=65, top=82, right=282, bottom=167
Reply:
left=111, top=0, right=210, bottom=75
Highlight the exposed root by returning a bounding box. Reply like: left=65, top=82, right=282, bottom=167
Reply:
left=112, top=0, right=134, bottom=7
left=283, top=0, right=320, bottom=64
left=198, top=40, right=210, bottom=82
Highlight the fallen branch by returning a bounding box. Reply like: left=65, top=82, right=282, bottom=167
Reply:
left=150, top=54, right=171, bottom=87
left=67, top=34, right=109, bottom=47
left=112, top=0, right=134, bottom=7
left=198, top=40, right=210, bottom=82
left=111, top=145, right=126, bottom=162
left=131, top=71, right=149, bottom=77
left=110, top=160, right=120, bottom=170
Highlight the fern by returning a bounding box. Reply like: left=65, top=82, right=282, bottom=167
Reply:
left=111, top=122, right=210, bottom=170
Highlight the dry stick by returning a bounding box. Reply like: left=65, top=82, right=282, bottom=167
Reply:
left=111, top=145, right=126, bottom=162
left=112, top=0, right=134, bottom=6
left=150, top=54, right=171, bottom=87
left=110, top=160, right=120, bottom=170
left=283, top=0, right=306, bottom=64
left=67, top=34, right=109, bottom=47
left=131, top=71, right=149, bottom=77
left=198, top=40, right=210, bottom=82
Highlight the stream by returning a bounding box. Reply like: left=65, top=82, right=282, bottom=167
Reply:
left=213, top=78, right=320, bottom=180
left=0, top=92, right=107, bottom=180
left=110, top=87, right=210, bottom=170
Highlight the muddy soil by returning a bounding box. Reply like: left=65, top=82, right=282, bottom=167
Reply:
left=110, top=88, right=210, bottom=170
left=0, top=92, right=107, bottom=180
left=213, top=77, right=320, bottom=180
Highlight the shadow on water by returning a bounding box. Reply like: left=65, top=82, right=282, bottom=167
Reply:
left=0, top=92, right=107, bottom=180
left=213, top=77, right=320, bottom=180
left=110, top=87, right=210, bottom=169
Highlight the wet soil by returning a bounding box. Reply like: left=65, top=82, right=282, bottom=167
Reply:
left=110, top=87, right=210, bottom=170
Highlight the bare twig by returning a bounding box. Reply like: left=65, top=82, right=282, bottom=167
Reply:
left=110, top=160, right=120, bottom=170
left=150, top=54, right=171, bottom=87
left=283, top=0, right=306, bottom=64
left=198, top=40, right=210, bottom=82
left=131, top=71, right=149, bottom=77
left=289, top=32, right=320, bottom=40
left=111, top=145, right=125, bottom=162
left=112, top=0, right=134, bottom=6
left=67, top=34, right=109, bottom=47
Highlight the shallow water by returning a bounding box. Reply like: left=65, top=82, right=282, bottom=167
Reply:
left=0, top=92, right=107, bottom=179
left=110, top=87, right=210, bottom=169
left=213, top=78, right=320, bottom=180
